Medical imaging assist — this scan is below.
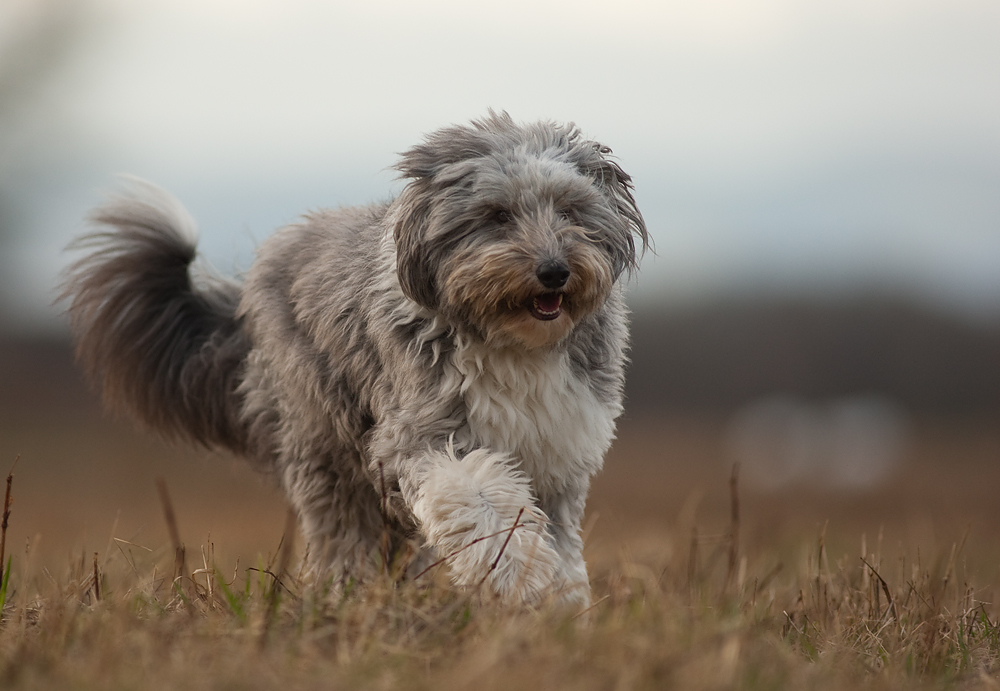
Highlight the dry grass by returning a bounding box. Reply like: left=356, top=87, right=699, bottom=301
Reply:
left=1, top=417, right=999, bottom=689
left=2, top=512, right=999, bottom=690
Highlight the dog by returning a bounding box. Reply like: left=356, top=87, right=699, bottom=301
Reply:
left=61, top=112, right=647, bottom=605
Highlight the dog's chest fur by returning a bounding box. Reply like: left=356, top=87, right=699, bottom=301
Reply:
left=449, top=342, right=618, bottom=497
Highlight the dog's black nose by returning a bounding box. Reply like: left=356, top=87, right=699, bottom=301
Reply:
left=536, top=261, right=570, bottom=289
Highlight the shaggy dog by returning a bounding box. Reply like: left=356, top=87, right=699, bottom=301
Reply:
left=62, top=112, right=647, bottom=605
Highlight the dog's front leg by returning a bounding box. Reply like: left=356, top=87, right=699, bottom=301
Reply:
left=540, top=479, right=593, bottom=608
left=397, top=445, right=561, bottom=604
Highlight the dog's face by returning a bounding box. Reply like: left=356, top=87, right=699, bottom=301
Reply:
left=394, top=112, right=647, bottom=348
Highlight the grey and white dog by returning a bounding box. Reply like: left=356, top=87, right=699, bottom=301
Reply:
left=62, top=112, right=647, bottom=605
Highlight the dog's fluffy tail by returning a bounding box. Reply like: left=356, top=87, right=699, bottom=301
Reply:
left=61, top=179, right=249, bottom=454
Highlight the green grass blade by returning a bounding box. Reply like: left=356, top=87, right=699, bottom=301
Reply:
left=215, top=567, right=247, bottom=623
left=0, top=555, right=11, bottom=615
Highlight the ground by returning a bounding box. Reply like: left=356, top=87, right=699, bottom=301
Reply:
left=1, top=411, right=999, bottom=690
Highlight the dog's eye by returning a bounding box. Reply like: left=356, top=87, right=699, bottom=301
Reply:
left=494, top=209, right=513, bottom=225
left=557, top=209, right=574, bottom=223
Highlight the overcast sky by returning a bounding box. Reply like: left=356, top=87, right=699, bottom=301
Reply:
left=2, top=0, right=999, bottom=332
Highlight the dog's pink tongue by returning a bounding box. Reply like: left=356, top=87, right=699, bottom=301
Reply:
left=536, top=294, right=561, bottom=312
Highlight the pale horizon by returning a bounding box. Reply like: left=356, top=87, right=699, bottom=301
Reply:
left=1, top=0, right=998, bottom=333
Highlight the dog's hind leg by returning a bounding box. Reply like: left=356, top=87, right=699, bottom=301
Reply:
left=279, top=452, right=390, bottom=584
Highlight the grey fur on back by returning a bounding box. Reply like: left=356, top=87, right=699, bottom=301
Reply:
left=62, top=113, right=647, bottom=605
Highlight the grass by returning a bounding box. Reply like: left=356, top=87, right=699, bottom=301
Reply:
left=0, top=416, right=998, bottom=689
left=1, top=458, right=1000, bottom=690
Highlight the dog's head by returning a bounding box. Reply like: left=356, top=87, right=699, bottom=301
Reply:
left=393, top=112, right=647, bottom=348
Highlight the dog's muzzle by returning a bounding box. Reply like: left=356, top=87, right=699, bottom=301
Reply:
left=529, top=261, right=569, bottom=321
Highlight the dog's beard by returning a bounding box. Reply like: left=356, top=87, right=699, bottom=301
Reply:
left=440, top=235, right=614, bottom=349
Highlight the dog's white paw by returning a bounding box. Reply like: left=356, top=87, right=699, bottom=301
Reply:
left=411, top=448, right=561, bottom=603
left=476, top=507, right=561, bottom=604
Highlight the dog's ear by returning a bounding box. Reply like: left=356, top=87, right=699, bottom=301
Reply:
left=396, top=128, right=493, bottom=180
left=393, top=113, right=519, bottom=308
left=395, top=111, right=515, bottom=180
left=575, top=143, right=650, bottom=276
left=393, top=182, right=440, bottom=309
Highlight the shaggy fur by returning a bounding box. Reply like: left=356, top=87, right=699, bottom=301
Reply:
left=61, top=113, right=647, bottom=605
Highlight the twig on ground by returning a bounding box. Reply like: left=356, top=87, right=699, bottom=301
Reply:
left=726, top=462, right=740, bottom=590
left=862, top=556, right=898, bottom=623
left=572, top=594, right=610, bottom=621
left=0, top=456, right=19, bottom=572
left=92, top=552, right=101, bottom=602
left=477, top=507, right=525, bottom=589
left=414, top=513, right=530, bottom=582
left=260, top=506, right=297, bottom=649
left=155, top=478, right=188, bottom=592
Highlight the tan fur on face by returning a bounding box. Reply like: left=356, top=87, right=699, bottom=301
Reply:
left=440, top=224, right=614, bottom=348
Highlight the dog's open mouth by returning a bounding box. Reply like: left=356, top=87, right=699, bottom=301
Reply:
left=528, top=293, right=563, bottom=321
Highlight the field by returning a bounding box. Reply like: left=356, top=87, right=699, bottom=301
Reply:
left=1, top=406, right=999, bottom=690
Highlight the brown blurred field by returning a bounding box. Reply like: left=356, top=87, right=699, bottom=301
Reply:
left=3, top=406, right=1000, bottom=689
left=4, top=410, right=999, bottom=582
left=0, top=330, right=996, bottom=577
left=2, top=386, right=998, bottom=601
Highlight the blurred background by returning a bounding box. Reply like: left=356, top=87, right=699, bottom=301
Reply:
left=0, top=0, right=997, bottom=573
